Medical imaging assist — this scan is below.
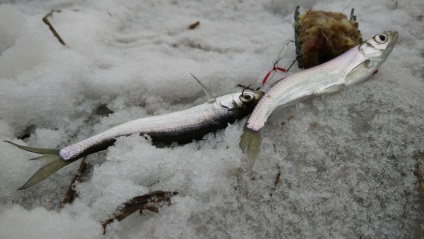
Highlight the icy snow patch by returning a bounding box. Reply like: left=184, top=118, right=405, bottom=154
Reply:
left=0, top=0, right=423, bottom=238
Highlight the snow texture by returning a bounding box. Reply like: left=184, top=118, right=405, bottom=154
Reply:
left=0, top=0, right=423, bottom=238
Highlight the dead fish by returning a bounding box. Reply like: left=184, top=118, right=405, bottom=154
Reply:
left=6, top=75, right=264, bottom=189
left=240, top=31, right=398, bottom=168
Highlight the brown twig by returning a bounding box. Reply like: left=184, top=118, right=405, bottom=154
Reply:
left=101, top=191, right=178, bottom=233
left=187, top=21, right=200, bottom=30
left=280, top=115, right=294, bottom=130
left=60, top=158, right=88, bottom=208
left=42, top=10, right=66, bottom=45
left=270, top=165, right=281, bottom=197
left=414, top=151, right=424, bottom=192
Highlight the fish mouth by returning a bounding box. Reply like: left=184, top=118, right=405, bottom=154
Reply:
left=256, top=90, right=265, bottom=100
left=388, top=31, right=399, bottom=48
left=391, top=31, right=399, bottom=42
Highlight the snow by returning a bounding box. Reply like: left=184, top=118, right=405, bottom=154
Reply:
left=0, top=0, right=423, bottom=238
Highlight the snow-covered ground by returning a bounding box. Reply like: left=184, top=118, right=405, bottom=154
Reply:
left=0, top=0, right=423, bottom=238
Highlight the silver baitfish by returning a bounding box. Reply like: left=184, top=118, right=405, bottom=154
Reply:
left=6, top=76, right=264, bottom=189
left=240, top=31, right=399, bottom=168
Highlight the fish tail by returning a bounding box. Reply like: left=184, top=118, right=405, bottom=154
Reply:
left=4, top=140, right=73, bottom=190
left=239, top=128, right=262, bottom=169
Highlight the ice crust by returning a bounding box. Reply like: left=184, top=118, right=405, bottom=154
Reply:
left=0, top=0, right=423, bottom=238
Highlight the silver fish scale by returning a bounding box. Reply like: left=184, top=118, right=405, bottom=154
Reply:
left=59, top=92, right=257, bottom=161
left=247, top=46, right=363, bottom=131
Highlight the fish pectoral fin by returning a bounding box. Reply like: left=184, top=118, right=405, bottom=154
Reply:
left=5, top=140, right=72, bottom=189
left=18, top=154, right=73, bottom=190
left=345, top=59, right=373, bottom=86
left=319, top=84, right=344, bottom=94
left=239, top=128, right=262, bottom=169
left=190, top=73, right=216, bottom=103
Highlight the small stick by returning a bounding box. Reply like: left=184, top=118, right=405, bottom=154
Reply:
left=270, top=165, right=281, bottom=197
left=187, top=21, right=200, bottom=30
left=273, top=166, right=281, bottom=188
left=42, top=10, right=66, bottom=45
left=101, top=191, right=178, bottom=234
left=60, top=158, right=88, bottom=208
left=414, top=151, right=424, bottom=193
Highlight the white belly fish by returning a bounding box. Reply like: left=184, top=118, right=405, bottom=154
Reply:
left=240, top=31, right=398, bottom=168
left=6, top=76, right=264, bottom=189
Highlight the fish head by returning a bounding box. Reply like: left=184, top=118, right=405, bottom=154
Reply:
left=219, top=90, right=264, bottom=110
left=345, top=31, right=398, bottom=86
left=359, top=31, right=398, bottom=68
left=238, top=90, right=264, bottom=109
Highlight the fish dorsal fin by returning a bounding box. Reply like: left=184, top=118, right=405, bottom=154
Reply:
left=190, top=73, right=216, bottom=103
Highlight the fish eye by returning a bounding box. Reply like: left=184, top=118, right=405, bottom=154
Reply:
left=240, top=93, right=254, bottom=103
left=375, top=34, right=388, bottom=43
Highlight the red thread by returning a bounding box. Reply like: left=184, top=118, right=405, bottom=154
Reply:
left=274, top=67, right=287, bottom=72
left=261, top=67, right=287, bottom=85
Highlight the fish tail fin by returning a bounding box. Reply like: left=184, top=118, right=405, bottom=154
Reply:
left=4, top=140, right=59, bottom=154
left=19, top=154, right=73, bottom=190
left=4, top=140, right=72, bottom=190
left=239, top=128, right=262, bottom=169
